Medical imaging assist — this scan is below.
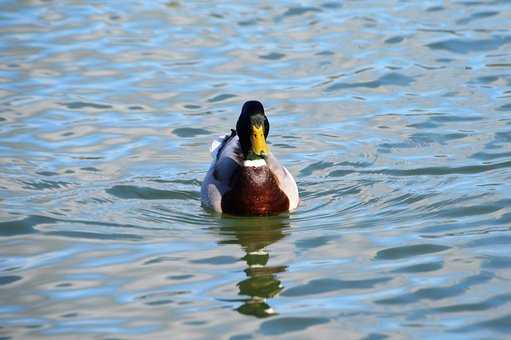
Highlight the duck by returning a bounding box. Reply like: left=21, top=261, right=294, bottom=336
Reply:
left=201, top=100, right=299, bottom=216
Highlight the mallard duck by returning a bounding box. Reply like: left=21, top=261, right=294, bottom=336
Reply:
left=201, top=100, right=299, bottom=215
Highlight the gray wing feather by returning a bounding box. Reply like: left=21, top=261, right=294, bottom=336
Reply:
left=201, top=136, right=242, bottom=212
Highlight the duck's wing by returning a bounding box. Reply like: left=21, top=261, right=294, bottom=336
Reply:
left=212, top=132, right=242, bottom=181
left=201, top=133, right=242, bottom=212
left=266, top=152, right=300, bottom=211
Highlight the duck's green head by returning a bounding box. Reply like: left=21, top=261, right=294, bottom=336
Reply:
left=236, top=100, right=270, bottom=160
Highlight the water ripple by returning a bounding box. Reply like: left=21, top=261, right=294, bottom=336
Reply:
left=1, top=0, right=511, bottom=338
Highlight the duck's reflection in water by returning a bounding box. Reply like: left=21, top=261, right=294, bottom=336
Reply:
left=217, top=215, right=290, bottom=318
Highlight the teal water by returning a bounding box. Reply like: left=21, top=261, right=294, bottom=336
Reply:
left=1, top=0, right=511, bottom=338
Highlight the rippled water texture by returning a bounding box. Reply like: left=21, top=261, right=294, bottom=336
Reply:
left=1, top=0, right=511, bottom=338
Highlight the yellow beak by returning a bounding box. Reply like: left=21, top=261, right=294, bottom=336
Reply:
left=251, top=124, right=269, bottom=156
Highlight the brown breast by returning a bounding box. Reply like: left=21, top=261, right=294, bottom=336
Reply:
left=221, top=166, right=289, bottom=216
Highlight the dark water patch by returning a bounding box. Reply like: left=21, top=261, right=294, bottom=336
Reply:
left=62, top=102, right=112, bottom=110
left=429, top=115, right=482, bottom=123
left=315, top=50, right=334, bottom=56
left=191, top=255, right=239, bottom=265
left=142, top=206, right=212, bottom=226
left=497, top=103, right=511, bottom=111
left=272, top=143, right=295, bottom=149
left=466, top=235, right=511, bottom=248
left=414, top=63, right=446, bottom=70
left=106, top=185, right=199, bottom=200
left=128, top=105, right=144, bottom=110
left=46, top=231, right=143, bottom=241
left=454, top=314, right=511, bottom=334
left=327, top=161, right=511, bottom=178
left=427, top=36, right=511, bottom=54
left=458, top=1, right=489, bottom=6
left=407, top=121, right=440, bottom=129
left=456, top=11, right=498, bottom=25
left=137, top=291, right=188, bottom=306
left=442, top=91, right=459, bottom=98
left=210, top=13, right=224, bottom=19
left=482, top=255, right=511, bottom=269
left=326, top=72, right=414, bottom=92
left=383, top=192, right=434, bottom=208
left=374, top=160, right=511, bottom=176
left=432, top=293, right=511, bottom=313
left=146, top=299, right=173, bottom=306
left=183, top=104, right=201, bottom=110
left=362, top=333, right=389, bottom=340
left=72, top=156, right=103, bottom=160
left=426, top=6, right=444, bottom=12
left=149, top=178, right=201, bottom=186
left=337, top=160, right=373, bottom=168
left=321, top=2, right=342, bottom=9
left=332, top=184, right=362, bottom=199
left=281, top=277, right=390, bottom=297
left=81, top=167, right=99, bottom=172
left=408, top=132, right=467, bottom=146
left=137, top=291, right=189, bottom=301
left=419, top=217, right=510, bottom=236
left=259, top=53, right=285, bottom=60
left=487, top=63, right=511, bottom=68
left=375, top=244, right=450, bottom=260
left=21, top=179, right=72, bottom=190
left=436, top=57, right=455, bottom=63
left=376, top=272, right=493, bottom=305
left=238, top=18, right=258, bottom=26
left=431, top=200, right=509, bottom=219
left=295, top=235, right=334, bottom=251
left=354, top=66, right=374, bottom=75
left=0, top=275, right=22, bottom=285
left=418, top=28, right=457, bottom=35
left=36, top=171, right=58, bottom=176
left=167, top=274, right=193, bottom=280
left=172, top=127, right=211, bottom=137
left=392, top=261, right=443, bottom=273
left=282, top=6, right=321, bottom=17
left=475, top=75, right=499, bottom=83
left=184, top=321, right=207, bottom=326
left=61, top=313, right=78, bottom=318
left=294, top=184, right=320, bottom=201
left=0, top=215, right=165, bottom=239
left=207, top=94, right=237, bottom=103
left=327, top=169, right=354, bottom=177
left=299, top=161, right=334, bottom=177
left=259, top=317, right=329, bottom=335
left=144, top=256, right=183, bottom=265
left=494, top=130, right=511, bottom=142
left=230, top=333, right=253, bottom=340
left=0, top=215, right=54, bottom=236
left=385, top=36, right=404, bottom=44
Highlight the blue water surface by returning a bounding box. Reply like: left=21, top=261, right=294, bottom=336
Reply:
left=1, top=0, right=511, bottom=338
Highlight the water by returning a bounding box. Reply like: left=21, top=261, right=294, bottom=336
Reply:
left=1, top=0, right=511, bottom=338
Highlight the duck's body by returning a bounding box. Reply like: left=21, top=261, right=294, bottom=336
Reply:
left=201, top=101, right=299, bottom=216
